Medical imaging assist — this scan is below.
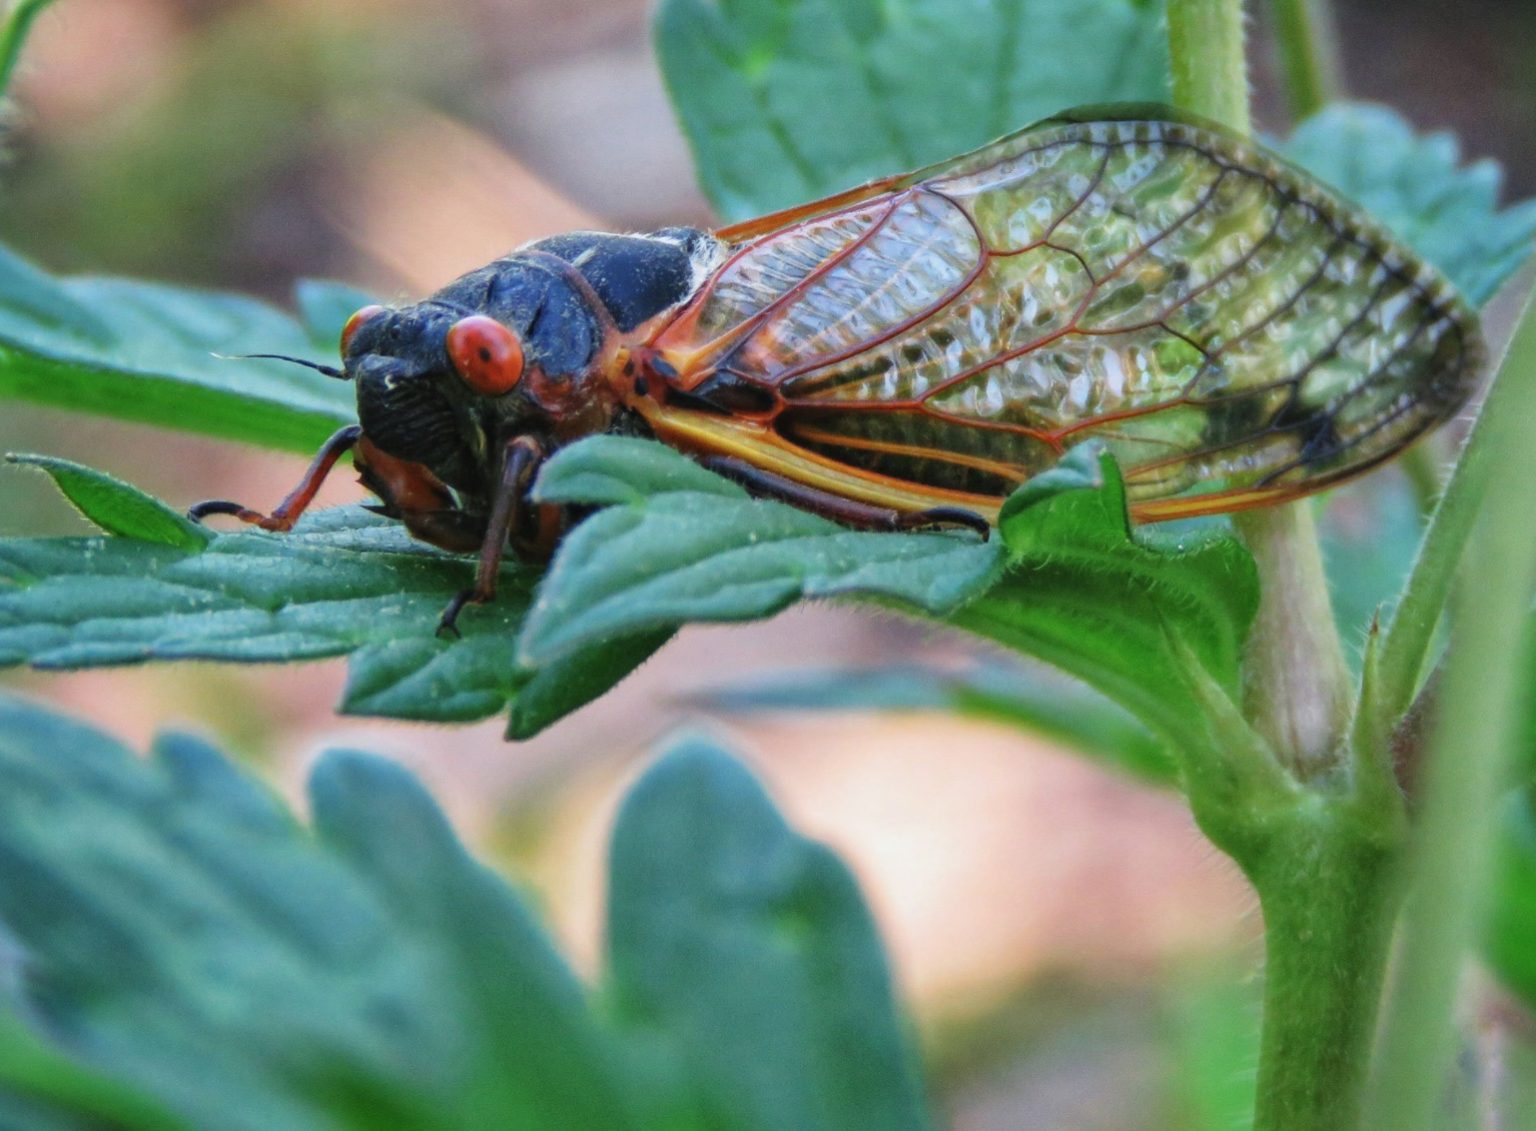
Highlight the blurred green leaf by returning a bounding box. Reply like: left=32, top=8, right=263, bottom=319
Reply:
left=606, top=737, right=931, bottom=1131
left=307, top=747, right=640, bottom=1128
left=951, top=448, right=1258, bottom=751
left=0, top=245, right=355, bottom=453
left=1282, top=102, right=1536, bottom=307
left=0, top=694, right=932, bottom=1131
left=654, top=0, right=1169, bottom=220
left=698, top=662, right=1176, bottom=786
left=6, top=453, right=211, bottom=551
left=0, top=695, right=638, bottom=1130
left=518, top=438, right=1002, bottom=667
left=0, top=1009, right=192, bottom=1131
left=0, top=0, right=57, bottom=103
left=294, top=280, right=378, bottom=347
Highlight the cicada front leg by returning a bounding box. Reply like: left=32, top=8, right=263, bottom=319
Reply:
left=437, top=435, right=550, bottom=638
left=349, top=437, right=486, bottom=554
left=189, top=424, right=363, bottom=532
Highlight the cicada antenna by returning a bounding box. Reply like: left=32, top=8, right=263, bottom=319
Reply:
left=212, top=352, right=348, bottom=380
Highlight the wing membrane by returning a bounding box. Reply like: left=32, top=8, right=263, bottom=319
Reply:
left=649, top=111, right=1482, bottom=521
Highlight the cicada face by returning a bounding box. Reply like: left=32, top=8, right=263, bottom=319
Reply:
left=338, top=229, right=723, bottom=506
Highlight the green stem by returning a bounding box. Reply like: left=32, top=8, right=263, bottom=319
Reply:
left=0, top=0, right=57, bottom=102
left=1248, top=811, right=1402, bottom=1131
left=1169, top=0, right=1350, bottom=772
left=1367, top=292, right=1536, bottom=1131
left=1166, top=6, right=1397, bottom=1131
left=1167, top=0, right=1252, bottom=134
left=1268, top=0, right=1343, bottom=119
left=1374, top=317, right=1524, bottom=733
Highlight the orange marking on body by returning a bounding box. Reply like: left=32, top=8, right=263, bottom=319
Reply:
left=712, top=173, right=909, bottom=243
left=652, top=191, right=908, bottom=384
left=786, top=422, right=1036, bottom=482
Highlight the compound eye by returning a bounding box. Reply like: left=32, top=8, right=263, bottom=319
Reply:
left=446, top=315, right=524, bottom=396
left=341, top=304, right=387, bottom=355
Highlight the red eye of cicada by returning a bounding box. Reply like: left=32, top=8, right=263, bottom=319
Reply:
left=340, top=305, right=387, bottom=355
left=446, top=315, right=525, bottom=396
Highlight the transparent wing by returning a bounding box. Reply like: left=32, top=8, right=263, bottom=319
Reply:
left=651, top=111, right=1482, bottom=519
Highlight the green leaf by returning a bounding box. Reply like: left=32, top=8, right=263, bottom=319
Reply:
left=518, top=440, right=1002, bottom=666
left=0, top=693, right=640, bottom=1131
left=606, top=737, right=931, bottom=1131
left=698, top=662, right=1176, bottom=786
left=507, top=629, right=674, bottom=741
left=0, top=505, right=531, bottom=718
left=1282, top=102, right=1536, bottom=307
left=307, top=749, right=642, bottom=1128
left=6, top=453, right=211, bottom=551
left=0, top=468, right=665, bottom=734
left=0, top=244, right=356, bottom=454
left=535, top=434, right=749, bottom=507
left=950, top=448, right=1258, bottom=751
left=654, top=0, right=1170, bottom=220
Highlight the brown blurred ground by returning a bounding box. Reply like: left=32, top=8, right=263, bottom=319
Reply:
left=0, top=1, right=1530, bottom=1124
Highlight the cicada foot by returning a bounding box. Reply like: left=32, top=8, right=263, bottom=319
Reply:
left=437, top=587, right=485, bottom=639
left=187, top=499, right=296, bottom=532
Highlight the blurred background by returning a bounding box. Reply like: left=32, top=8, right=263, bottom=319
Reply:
left=0, top=1, right=1531, bottom=1126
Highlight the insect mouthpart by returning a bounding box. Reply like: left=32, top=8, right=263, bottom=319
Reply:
left=354, top=356, right=465, bottom=471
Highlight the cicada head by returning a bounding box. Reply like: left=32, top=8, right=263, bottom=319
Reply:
left=337, top=248, right=644, bottom=498
left=339, top=303, right=493, bottom=493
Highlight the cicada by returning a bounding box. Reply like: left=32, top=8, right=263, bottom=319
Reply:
left=193, top=105, right=1482, bottom=632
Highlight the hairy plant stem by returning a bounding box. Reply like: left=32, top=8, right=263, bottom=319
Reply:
left=1167, top=4, right=1396, bottom=1130
left=1248, top=809, right=1400, bottom=1131
left=1366, top=292, right=1536, bottom=1131
left=1375, top=317, right=1527, bottom=730
left=1268, top=0, right=1342, bottom=119
left=1167, top=0, right=1252, bottom=134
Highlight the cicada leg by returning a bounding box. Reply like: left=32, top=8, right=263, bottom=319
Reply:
left=437, top=435, right=548, bottom=638
left=352, top=438, right=487, bottom=554
left=189, top=424, right=363, bottom=532
left=699, top=455, right=991, bottom=538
